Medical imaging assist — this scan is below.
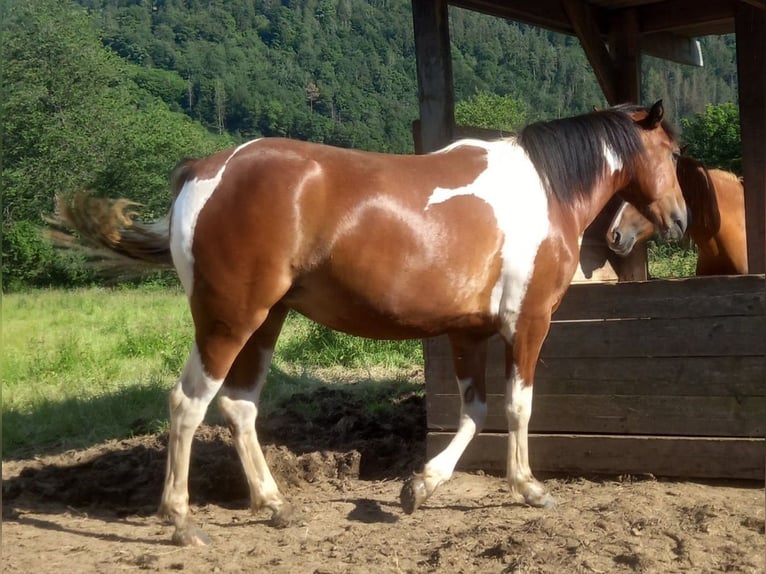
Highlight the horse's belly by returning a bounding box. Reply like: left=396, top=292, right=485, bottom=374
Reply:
left=282, top=274, right=495, bottom=340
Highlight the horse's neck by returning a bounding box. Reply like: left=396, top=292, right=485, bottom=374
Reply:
left=573, top=173, right=631, bottom=236
left=678, top=162, right=718, bottom=241
left=693, top=172, right=747, bottom=273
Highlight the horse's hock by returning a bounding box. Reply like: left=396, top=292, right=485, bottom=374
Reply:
left=426, top=275, right=766, bottom=480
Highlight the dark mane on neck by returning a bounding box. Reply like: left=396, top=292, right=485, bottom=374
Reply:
left=517, top=105, right=662, bottom=206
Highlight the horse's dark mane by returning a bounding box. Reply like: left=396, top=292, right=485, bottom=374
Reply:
left=517, top=104, right=676, bottom=206
left=676, top=155, right=722, bottom=233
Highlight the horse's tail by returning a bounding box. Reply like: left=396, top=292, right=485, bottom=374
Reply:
left=46, top=192, right=173, bottom=269
left=46, top=160, right=198, bottom=273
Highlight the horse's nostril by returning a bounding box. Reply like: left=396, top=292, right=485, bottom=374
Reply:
left=613, top=230, right=621, bottom=245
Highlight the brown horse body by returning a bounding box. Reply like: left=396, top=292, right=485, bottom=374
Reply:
left=607, top=155, right=747, bottom=275
left=55, top=102, right=684, bottom=545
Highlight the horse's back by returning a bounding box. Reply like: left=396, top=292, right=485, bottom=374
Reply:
left=169, top=137, right=523, bottom=337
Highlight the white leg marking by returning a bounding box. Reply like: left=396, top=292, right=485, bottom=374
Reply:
left=506, top=369, right=554, bottom=508
left=160, top=345, right=224, bottom=525
left=217, top=349, right=288, bottom=518
left=422, top=377, right=487, bottom=494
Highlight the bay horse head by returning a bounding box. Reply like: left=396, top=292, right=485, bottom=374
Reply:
left=607, top=153, right=747, bottom=275
left=610, top=100, right=687, bottom=240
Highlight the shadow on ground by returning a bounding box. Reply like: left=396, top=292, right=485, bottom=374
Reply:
left=3, top=376, right=426, bottom=519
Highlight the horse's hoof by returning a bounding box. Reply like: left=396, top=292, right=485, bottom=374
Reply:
left=526, top=491, right=556, bottom=510
left=400, top=475, right=428, bottom=514
left=269, top=503, right=296, bottom=528
left=171, top=526, right=210, bottom=547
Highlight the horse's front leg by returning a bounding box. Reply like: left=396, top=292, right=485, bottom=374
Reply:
left=401, top=333, right=488, bottom=513
left=505, top=313, right=556, bottom=509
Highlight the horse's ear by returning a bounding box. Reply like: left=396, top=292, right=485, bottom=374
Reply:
left=639, top=100, right=664, bottom=129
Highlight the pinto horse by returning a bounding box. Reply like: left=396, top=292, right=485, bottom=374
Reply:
left=53, top=101, right=685, bottom=546
left=606, top=155, right=747, bottom=275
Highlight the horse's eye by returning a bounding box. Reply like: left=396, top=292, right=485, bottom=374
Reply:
left=672, top=150, right=681, bottom=162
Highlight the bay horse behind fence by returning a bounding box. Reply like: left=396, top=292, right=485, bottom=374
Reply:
left=53, top=101, right=685, bottom=546
left=606, top=154, right=747, bottom=275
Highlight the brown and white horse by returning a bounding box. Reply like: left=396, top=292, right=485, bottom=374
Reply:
left=54, top=101, right=685, bottom=546
left=606, top=154, right=747, bottom=275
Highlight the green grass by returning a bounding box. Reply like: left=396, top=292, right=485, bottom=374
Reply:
left=2, top=287, right=424, bottom=459
left=647, top=241, right=698, bottom=278
left=3, top=242, right=695, bottom=460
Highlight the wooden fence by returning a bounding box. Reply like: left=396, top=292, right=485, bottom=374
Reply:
left=426, top=275, right=766, bottom=480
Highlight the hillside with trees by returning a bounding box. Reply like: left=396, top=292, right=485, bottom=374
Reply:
left=2, top=0, right=741, bottom=288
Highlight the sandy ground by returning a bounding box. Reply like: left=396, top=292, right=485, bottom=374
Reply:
left=3, top=393, right=764, bottom=574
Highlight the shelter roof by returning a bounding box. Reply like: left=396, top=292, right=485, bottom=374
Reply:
left=450, top=0, right=763, bottom=37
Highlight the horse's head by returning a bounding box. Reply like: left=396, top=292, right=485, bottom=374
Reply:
left=618, top=100, right=687, bottom=241
left=606, top=201, right=655, bottom=256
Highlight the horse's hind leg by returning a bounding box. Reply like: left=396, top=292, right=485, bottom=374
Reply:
left=401, top=333, right=488, bottom=513
left=159, top=342, right=230, bottom=546
left=217, top=304, right=292, bottom=527
left=159, top=304, right=271, bottom=545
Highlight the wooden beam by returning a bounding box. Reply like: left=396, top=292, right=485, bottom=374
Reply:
left=562, top=0, right=617, bottom=105
left=736, top=2, right=766, bottom=274
left=450, top=0, right=577, bottom=36
left=452, top=0, right=739, bottom=38
left=411, top=0, right=454, bottom=153
left=638, top=0, right=737, bottom=35
left=610, top=9, right=650, bottom=280
left=642, top=32, right=703, bottom=67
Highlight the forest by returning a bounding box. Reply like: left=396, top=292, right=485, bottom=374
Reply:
left=2, top=0, right=742, bottom=289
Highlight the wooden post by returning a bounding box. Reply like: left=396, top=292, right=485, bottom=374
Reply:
left=736, top=3, right=766, bottom=275
left=608, top=8, right=648, bottom=281
left=411, top=0, right=454, bottom=153
left=563, top=3, right=648, bottom=281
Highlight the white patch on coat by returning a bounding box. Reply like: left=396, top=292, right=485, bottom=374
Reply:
left=170, top=140, right=259, bottom=295
left=603, top=142, right=623, bottom=174
left=425, top=139, right=550, bottom=341
left=610, top=201, right=629, bottom=233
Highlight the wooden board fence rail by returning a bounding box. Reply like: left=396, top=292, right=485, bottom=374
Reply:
left=425, top=275, right=766, bottom=480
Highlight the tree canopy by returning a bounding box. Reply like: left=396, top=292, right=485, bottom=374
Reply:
left=2, top=0, right=742, bottom=289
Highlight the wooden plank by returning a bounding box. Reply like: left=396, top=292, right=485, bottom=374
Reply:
left=553, top=275, right=765, bottom=321
left=427, top=432, right=766, bottom=480
left=426, top=340, right=765, bottom=397
left=528, top=356, right=765, bottom=396
left=539, top=316, right=764, bottom=358
left=427, top=394, right=766, bottom=437
left=736, top=3, right=766, bottom=274
left=411, top=0, right=454, bottom=153
left=424, top=316, right=763, bottom=364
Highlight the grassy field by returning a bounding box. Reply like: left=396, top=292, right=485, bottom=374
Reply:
left=2, top=243, right=694, bottom=459
left=2, top=287, right=423, bottom=459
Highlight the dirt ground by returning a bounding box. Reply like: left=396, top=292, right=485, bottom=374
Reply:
left=3, top=388, right=764, bottom=574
